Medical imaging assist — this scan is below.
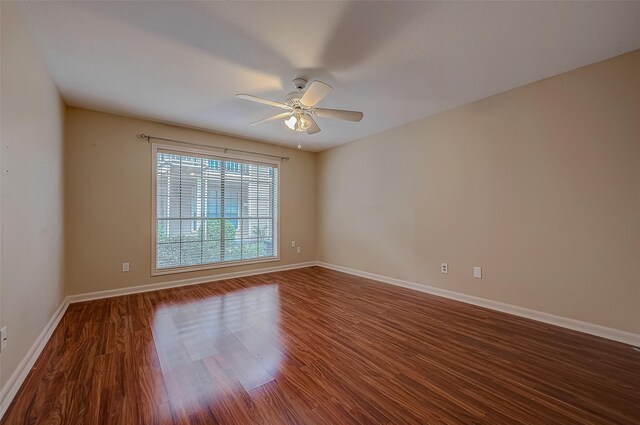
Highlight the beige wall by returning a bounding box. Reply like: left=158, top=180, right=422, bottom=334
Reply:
left=0, top=2, right=66, bottom=387
left=2, top=1, right=638, bottom=386
left=317, top=50, right=640, bottom=334
left=64, top=108, right=316, bottom=295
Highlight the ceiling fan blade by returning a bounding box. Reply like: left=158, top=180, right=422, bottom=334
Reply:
left=313, top=108, right=363, bottom=122
left=236, top=94, right=291, bottom=110
left=306, top=116, right=321, bottom=135
left=250, top=112, right=292, bottom=126
left=300, top=81, right=333, bottom=107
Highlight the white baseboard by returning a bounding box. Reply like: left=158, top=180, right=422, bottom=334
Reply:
left=2, top=260, right=636, bottom=421
left=66, top=261, right=317, bottom=304
left=316, top=262, right=640, bottom=348
left=0, top=300, right=68, bottom=419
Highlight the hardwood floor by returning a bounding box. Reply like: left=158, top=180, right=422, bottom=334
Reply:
left=3, top=266, right=639, bottom=424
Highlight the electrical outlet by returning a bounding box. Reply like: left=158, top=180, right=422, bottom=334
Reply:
left=296, top=246, right=301, bottom=253
left=291, top=241, right=296, bottom=247
left=122, top=262, right=130, bottom=272
left=1, top=326, right=7, bottom=352
left=473, top=267, right=482, bottom=279
left=441, top=263, right=448, bottom=274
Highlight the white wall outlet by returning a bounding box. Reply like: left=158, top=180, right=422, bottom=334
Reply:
left=441, top=263, right=448, bottom=274
left=1, top=326, right=7, bottom=352
left=296, top=246, right=301, bottom=253
left=291, top=241, right=296, bottom=247
left=473, top=267, right=482, bottom=279
left=122, top=262, right=130, bottom=272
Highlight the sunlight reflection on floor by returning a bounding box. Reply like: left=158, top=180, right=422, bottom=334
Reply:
left=151, top=284, right=283, bottom=411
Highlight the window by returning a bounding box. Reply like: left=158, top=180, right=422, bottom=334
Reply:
left=153, top=145, right=279, bottom=274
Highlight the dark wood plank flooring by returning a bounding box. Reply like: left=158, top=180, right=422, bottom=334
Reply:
left=3, top=266, right=639, bottom=424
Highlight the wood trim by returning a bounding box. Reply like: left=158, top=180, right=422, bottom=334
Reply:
left=316, top=262, right=640, bottom=348
left=0, top=301, right=68, bottom=419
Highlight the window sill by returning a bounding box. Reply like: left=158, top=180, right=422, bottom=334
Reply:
left=151, top=256, right=280, bottom=276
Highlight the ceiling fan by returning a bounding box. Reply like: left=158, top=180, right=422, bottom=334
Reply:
left=236, top=78, right=363, bottom=136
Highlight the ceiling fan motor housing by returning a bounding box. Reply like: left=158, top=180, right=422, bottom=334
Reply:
left=285, top=91, right=304, bottom=107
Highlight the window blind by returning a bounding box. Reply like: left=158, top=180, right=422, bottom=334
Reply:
left=155, top=148, right=278, bottom=272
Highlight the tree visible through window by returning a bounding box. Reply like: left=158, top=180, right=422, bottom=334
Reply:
left=154, top=147, right=278, bottom=272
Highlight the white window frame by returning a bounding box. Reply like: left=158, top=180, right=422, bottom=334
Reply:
left=151, top=143, right=281, bottom=276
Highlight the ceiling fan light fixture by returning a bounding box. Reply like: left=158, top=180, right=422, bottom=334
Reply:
left=285, top=113, right=312, bottom=132
left=298, top=115, right=312, bottom=131
left=284, top=115, right=297, bottom=130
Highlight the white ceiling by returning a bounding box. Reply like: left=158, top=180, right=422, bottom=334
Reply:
left=17, top=1, right=640, bottom=151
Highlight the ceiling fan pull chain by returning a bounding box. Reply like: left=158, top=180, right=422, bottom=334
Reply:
left=298, top=132, right=302, bottom=150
